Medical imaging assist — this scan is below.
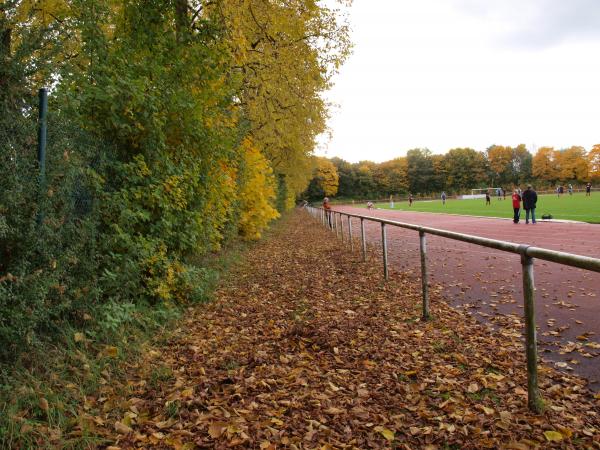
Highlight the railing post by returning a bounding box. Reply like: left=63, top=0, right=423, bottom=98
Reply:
left=419, top=230, right=430, bottom=321
left=521, top=250, right=543, bottom=413
left=340, top=214, right=345, bottom=243
left=335, top=213, right=340, bottom=237
left=348, top=216, right=353, bottom=251
left=360, top=218, right=366, bottom=262
left=381, top=223, right=388, bottom=280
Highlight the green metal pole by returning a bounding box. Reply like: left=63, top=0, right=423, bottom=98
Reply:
left=37, top=88, right=48, bottom=225
left=38, top=88, right=48, bottom=183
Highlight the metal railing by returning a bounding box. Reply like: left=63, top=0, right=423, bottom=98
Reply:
left=307, top=206, right=600, bottom=413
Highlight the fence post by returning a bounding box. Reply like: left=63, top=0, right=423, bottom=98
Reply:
left=348, top=216, right=353, bottom=251
left=340, top=214, right=345, bottom=242
left=419, top=230, right=430, bottom=320
left=360, top=218, right=366, bottom=262
left=521, top=250, right=543, bottom=413
left=381, top=223, right=388, bottom=280
left=36, top=88, right=48, bottom=226
left=37, top=88, right=48, bottom=183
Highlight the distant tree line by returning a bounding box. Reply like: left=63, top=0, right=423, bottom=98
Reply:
left=304, top=145, right=600, bottom=199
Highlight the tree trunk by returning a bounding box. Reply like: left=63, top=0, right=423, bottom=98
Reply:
left=175, top=0, right=189, bottom=41
left=0, top=26, right=11, bottom=93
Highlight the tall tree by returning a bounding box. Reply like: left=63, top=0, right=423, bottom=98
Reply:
left=430, top=154, right=447, bottom=192
left=306, top=157, right=339, bottom=198
left=213, top=0, right=352, bottom=208
left=374, top=157, right=408, bottom=195
left=406, top=148, right=435, bottom=194
left=532, top=147, right=559, bottom=184
left=555, top=146, right=588, bottom=182
left=330, top=157, right=358, bottom=198
left=444, top=148, right=487, bottom=191
left=486, top=145, right=513, bottom=186
left=511, top=144, right=532, bottom=185
left=588, top=144, right=600, bottom=182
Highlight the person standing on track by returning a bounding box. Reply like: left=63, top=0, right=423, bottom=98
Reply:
left=522, top=185, right=537, bottom=224
left=512, top=189, right=522, bottom=224
left=323, top=197, right=332, bottom=228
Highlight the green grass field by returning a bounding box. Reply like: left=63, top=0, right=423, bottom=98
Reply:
left=373, top=192, right=600, bottom=223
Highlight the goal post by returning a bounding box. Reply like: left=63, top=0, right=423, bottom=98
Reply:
left=471, top=187, right=501, bottom=196
left=459, top=187, right=502, bottom=200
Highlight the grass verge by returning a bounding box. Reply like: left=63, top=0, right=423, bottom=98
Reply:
left=0, top=223, right=267, bottom=449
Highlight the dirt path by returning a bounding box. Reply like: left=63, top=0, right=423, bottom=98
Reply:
left=334, top=206, right=600, bottom=391
left=97, top=212, right=599, bottom=449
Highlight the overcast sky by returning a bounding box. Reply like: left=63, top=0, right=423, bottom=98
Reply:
left=317, top=0, right=600, bottom=163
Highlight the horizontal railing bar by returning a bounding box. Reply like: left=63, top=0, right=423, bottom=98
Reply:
left=313, top=207, right=600, bottom=273
left=526, top=247, right=600, bottom=272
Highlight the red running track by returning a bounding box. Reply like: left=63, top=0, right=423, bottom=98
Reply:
left=333, top=206, right=600, bottom=390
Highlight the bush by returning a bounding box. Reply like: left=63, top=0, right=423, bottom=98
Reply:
left=0, top=106, right=105, bottom=361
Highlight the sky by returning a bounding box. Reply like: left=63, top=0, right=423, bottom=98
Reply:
left=317, top=0, right=600, bottom=163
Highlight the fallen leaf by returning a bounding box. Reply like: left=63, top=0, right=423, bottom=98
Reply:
left=208, top=422, right=227, bottom=439
left=543, top=430, right=563, bottom=442
left=374, top=426, right=395, bottom=441
left=114, top=421, right=132, bottom=434
left=39, top=397, right=49, bottom=412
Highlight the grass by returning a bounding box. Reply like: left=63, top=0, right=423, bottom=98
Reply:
left=373, top=192, right=600, bottom=223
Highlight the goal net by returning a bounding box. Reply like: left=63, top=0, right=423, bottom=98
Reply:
left=460, top=187, right=502, bottom=200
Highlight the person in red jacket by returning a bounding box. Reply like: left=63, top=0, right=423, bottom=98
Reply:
left=512, top=189, right=522, bottom=224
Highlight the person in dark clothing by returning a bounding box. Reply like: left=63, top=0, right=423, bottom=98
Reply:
left=522, top=185, right=537, bottom=224
left=587, top=182, right=592, bottom=196
left=485, top=192, right=491, bottom=205
left=512, top=190, right=521, bottom=223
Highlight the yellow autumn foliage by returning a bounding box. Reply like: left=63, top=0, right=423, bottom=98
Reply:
left=589, top=145, right=600, bottom=182
left=238, top=139, right=280, bottom=240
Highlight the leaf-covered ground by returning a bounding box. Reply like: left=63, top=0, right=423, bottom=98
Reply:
left=92, top=211, right=599, bottom=449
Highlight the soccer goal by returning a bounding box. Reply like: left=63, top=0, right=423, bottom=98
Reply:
left=461, top=187, right=502, bottom=199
